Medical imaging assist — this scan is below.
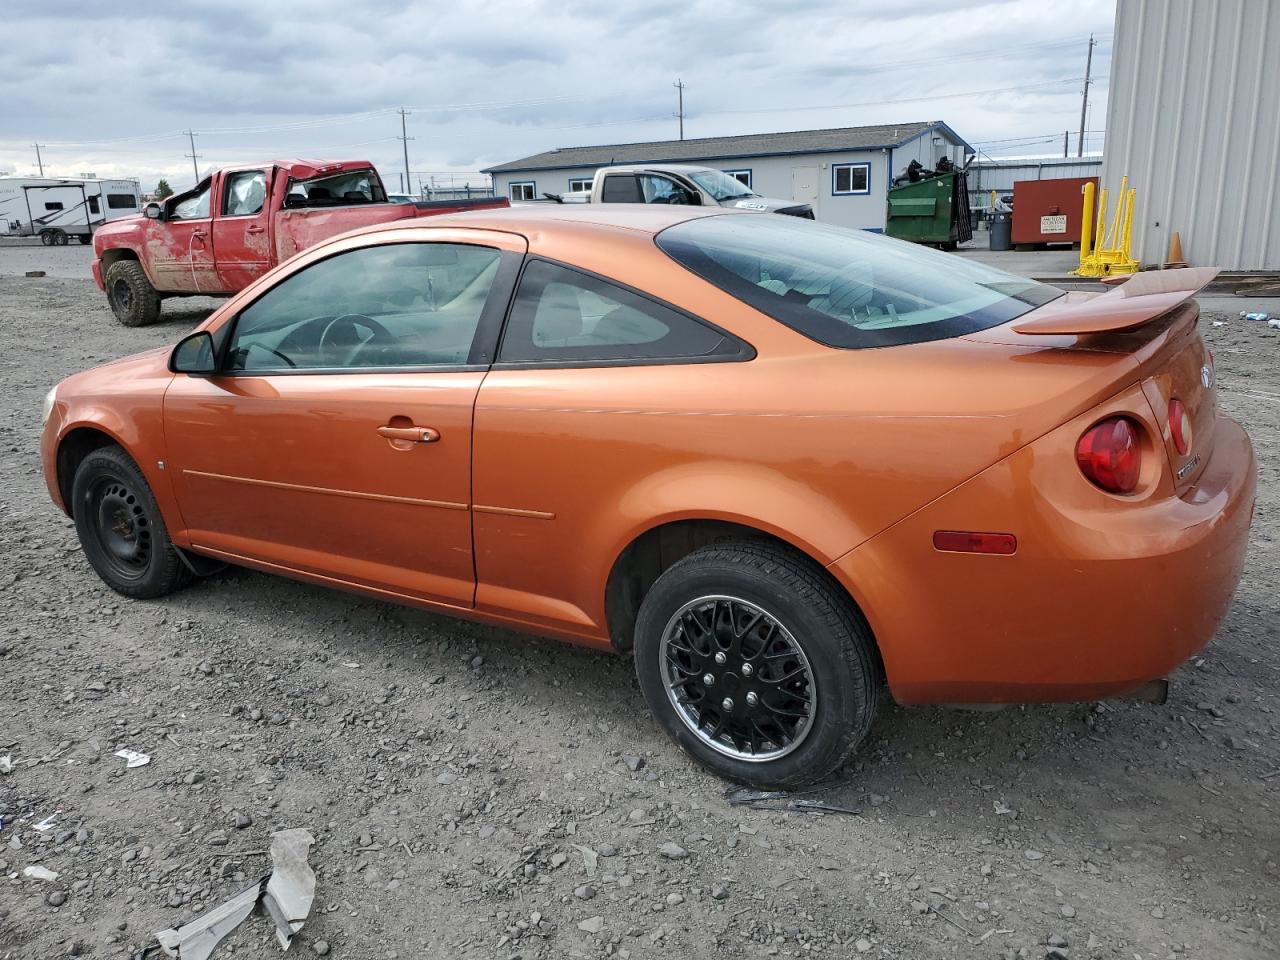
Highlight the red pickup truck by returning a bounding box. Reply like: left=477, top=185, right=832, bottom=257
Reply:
left=92, top=160, right=508, bottom=326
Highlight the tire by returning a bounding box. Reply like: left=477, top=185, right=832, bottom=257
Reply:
left=40, top=230, right=53, bottom=246
left=71, top=445, right=192, bottom=599
left=52, top=229, right=68, bottom=246
left=104, top=259, right=162, bottom=327
left=78, top=234, right=92, bottom=245
left=634, top=541, right=880, bottom=789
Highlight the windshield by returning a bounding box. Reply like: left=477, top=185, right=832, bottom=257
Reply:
left=655, top=214, right=1062, bottom=349
left=689, top=169, right=756, bottom=201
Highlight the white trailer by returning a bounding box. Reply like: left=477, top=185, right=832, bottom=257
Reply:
left=0, top=177, right=142, bottom=245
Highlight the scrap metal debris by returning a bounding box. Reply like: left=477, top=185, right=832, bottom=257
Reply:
left=152, top=828, right=316, bottom=959
left=115, top=748, right=151, bottom=768
left=724, top=786, right=860, bottom=816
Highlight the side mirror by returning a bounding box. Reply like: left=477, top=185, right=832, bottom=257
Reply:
left=144, top=203, right=163, bottom=220
left=170, top=331, right=216, bottom=375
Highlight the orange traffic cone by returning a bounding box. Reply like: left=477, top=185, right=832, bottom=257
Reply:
left=1165, top=231, right=1187, bottom=268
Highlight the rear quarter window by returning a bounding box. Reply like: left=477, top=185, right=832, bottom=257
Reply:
left=655, top=214, right=1061, bottom=348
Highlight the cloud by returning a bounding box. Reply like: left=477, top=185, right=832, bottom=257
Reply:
left=0, top=0, right=1114, bottom=191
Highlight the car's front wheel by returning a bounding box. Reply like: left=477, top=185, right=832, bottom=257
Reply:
left=634, top=541, right=880, bottom=788
left=71, top=446, right=192, bottom=599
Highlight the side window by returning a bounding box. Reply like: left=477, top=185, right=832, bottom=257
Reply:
left=106, top=193, right=137, bottom=210
left=170, top=181, right=211, bottom=220
left=637, top=175, right=697, bottom=205
left=498, top=260, right=736, bottom=364
left=88, top=196, right=101, bottom=215
left=44, top=201, right=64, bottom=211
left=226, top=243, right=503, bottom=372
left=600, top=174, right=642, bottom=203
left=223, top=171, right=267, bottom=216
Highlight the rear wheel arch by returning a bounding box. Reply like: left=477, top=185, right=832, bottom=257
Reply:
left=604, top=518, right=883, bottom=672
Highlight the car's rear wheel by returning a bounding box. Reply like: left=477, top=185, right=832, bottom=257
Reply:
left=634, top=541, right=879, bottom=788
left=104, top=260, right=161, bottom=327
left=71, top=446, right=191, bottom=598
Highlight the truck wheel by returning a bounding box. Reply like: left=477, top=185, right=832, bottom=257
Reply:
left=71, top=445, right=192, bottom=599
left=633, top=541, right=881, bottom=789
left=52, top=229, right=69, bottom=246
left=40, top=230, right=54, bottom=246
left=104, top=260, right=162, bottom=327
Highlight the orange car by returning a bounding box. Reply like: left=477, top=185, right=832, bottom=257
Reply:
left=40, top=207, right=1255, bottom=787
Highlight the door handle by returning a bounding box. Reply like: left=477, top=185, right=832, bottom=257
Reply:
left=246, top=225, right=265, bottom=234
left=377, top=425, right=439, bottom=443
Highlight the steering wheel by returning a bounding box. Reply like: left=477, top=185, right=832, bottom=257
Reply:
left=317, top=314, right=395, bottom=366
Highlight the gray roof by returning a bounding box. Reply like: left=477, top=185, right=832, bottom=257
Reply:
left=483, top=121, right=969, bottom=174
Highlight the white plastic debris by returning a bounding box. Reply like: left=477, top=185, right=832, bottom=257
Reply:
left=33, top=813, right=60, bottom=832
left=114, top=749, right=151, bottom=768
left=154, top=828, right=316, bottom=959
left=1269, top=316, right=1280, bottom=329
left=0, top=754, right=12, bottom=774
left=23, top=865, right=59, bottom=881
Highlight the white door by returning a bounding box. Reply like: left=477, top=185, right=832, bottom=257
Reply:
left=791, top=166, right=819, bottom=206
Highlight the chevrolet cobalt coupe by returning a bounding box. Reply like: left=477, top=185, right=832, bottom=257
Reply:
left=41, top=207, right=1255, bottom=787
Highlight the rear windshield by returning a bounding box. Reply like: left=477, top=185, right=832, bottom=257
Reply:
left=655, top=214, right=1061, bottom=348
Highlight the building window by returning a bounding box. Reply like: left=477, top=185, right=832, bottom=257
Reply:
left=723, top=169, right=752, bottom=189
left=509, top=181, right=536, bottom=202
left=832, top=163, right=870, bottom=196
left=107, top=193, right=138, bottom=210
left=567, top=178, right=593, bottom=193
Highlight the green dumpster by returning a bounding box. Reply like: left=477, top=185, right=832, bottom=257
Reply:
left=884, top=170, right=973, bottom=249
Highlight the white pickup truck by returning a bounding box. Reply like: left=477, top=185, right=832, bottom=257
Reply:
left=549, top=164, right=815, bottom=218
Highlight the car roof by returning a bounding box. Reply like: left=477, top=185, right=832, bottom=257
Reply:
left=345, top=203, right=736, bottom=242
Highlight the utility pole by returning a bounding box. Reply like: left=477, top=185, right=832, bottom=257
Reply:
left=397, top=107, right=414, bottom=197
left=673, top=79, right=686, bottom=140
left=183, top=129, right=201, bottom=182
left=1077, top=34, right=1095, bottom=158
left=1063, top=130, right=1069, bottom=158
left=33, top=143, right=44, bottom=176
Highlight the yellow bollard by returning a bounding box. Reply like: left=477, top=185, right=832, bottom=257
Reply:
left=1079, top=181, right=1095, bottom=263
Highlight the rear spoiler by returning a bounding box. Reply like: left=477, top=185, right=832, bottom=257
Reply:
left=1013, top=267, right=1218, bottom=335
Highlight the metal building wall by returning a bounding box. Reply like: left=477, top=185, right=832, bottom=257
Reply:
left=1104, top=0, right=1280, bottom=270
left=968, top=158, right=1102, bottom=211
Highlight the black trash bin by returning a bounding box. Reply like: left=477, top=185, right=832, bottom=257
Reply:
left=989, top=211, right=1012, bottom=251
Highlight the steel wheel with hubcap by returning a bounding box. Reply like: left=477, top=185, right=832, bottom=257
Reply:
left=635, top=541, right=880, bottom=788
left=660, top=595, right=816, bottom=762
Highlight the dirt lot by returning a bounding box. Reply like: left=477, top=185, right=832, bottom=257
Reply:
left=1, top=260, right=1277, bottom=960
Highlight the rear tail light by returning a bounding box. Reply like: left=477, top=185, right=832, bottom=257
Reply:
left=1076, top=417, right=1142, bottom=493
left=1168, top=398, right=1191, bottom=455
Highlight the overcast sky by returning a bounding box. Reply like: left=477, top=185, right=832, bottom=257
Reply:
left=0, top=0, right=1114, bottom=193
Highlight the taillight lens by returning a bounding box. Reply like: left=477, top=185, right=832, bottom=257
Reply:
left=1168, top=398, right=1191, bottom=455
left=1076, top=417, right=1142, bottom=493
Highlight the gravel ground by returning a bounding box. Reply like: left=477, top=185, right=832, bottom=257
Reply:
left=1, top=264, right=1277, bottom=960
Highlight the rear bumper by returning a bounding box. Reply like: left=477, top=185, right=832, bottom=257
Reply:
left=91, top=259, right=104, bottom=290
left=829, top=412, right=1256, bottom=704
